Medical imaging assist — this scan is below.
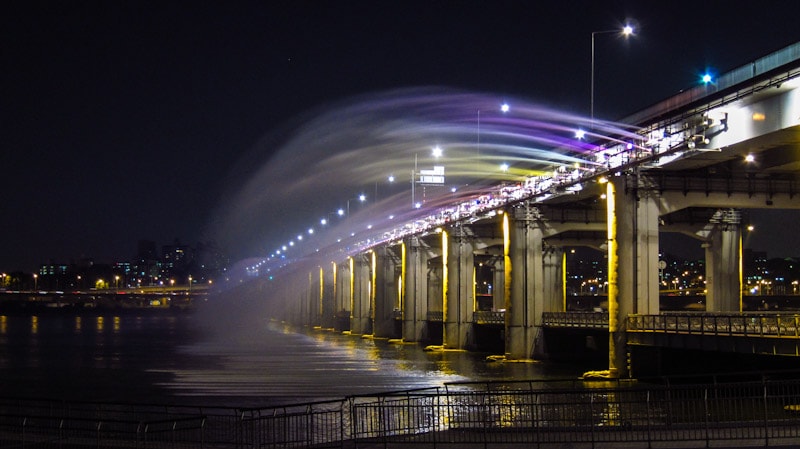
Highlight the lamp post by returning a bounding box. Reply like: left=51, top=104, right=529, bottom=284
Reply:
left=591, top=25, right=634, bottom=126
left=412, top=146, right=443, bottom=209
left=345, top=193, right=366, bottom=216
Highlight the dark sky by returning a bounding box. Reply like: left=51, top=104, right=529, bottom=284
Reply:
left=1, top=1, right=798, bottom=272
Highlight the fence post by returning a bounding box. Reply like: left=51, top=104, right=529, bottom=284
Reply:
left=646, top=390, right=652, bottom=449
left=703, top=388, right=710, bottom=448
left=763, top=379, right=770, bottom=446
left=590, top=394, right=595, bottom=449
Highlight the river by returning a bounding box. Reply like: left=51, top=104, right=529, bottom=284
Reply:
left=0, top=308, right=586, bottom=408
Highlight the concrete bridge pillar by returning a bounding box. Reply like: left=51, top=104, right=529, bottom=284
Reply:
left=491, top=258, right=505, bottom=311
left=403, top=236, right=431, bottom=342
left=705, top=209, right=742, bottom=312
left=444, top=226, right=475, bottom=349
left=350, top=254, right=371, bottom=335
left=505, top=205, right=544, bottom=360
left=320, top=265, right=335, bottom=328
left=607, top=175, right=661, bottom=377
left=374, top=246, right=401, bottom=338
left=304, top=271, right=317, bottom=327
left=333, top=261, right=351, bottom=331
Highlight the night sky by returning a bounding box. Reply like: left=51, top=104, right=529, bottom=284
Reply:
left=2, top=1, right=798, bottom=273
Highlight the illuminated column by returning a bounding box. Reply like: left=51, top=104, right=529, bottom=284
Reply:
left=614, top=176, right=661, bottom=316
left=505, top=206, right=544, bottom=360
left=320, top=264, right=336, bottom=328
left=403, top=236, right=430, bottom=342
left=374, top=245, right=401, bottom=338
left=444, top=226, right=475, bottom=349
left=492, top=259, right=505, bottom=311
left=350, top=254, right=371, bottom=335
left=606, top=175, right=660, bottom=377
left=333, top=261, right=351, bottom=331
left=304, top=271, right=316, bottom=327
left=705, top=209, right=742, bottom=312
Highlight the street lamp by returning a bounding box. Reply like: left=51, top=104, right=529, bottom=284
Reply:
left=412, top=146, right=444, bottom=208
left=346, top=193, right=366, bottom=216
left=591, top=24, right=634, bottom=126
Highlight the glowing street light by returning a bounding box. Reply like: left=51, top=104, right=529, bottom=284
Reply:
left=346, top=193, right=366, bottom=216
left=412, top=146, right=445, bottom=208
left=591, top=24, right=635, bottom=125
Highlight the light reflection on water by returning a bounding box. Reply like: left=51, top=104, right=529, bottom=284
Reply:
left=160, top=320, right=581, bottom=407
left=0, top=313, right=583, bottom=407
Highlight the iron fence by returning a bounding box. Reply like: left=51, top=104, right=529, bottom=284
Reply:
left=542, top=311, right=609, bottom=329
left=628, top=313, right=800, bottom=338
left=2, top=376, right=800, bottom=448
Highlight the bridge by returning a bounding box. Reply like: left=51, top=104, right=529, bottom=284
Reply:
left=264, top=41, right=800, bottom=378
left=0, top=285, right=207, bottom=312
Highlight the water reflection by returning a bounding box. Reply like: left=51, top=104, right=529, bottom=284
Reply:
left=0, top=313, right=585, bottom=407
left=157, top=320, right=582, bottom=406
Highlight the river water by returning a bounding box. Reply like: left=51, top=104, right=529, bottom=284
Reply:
left=0, top=309, right=585, bottom=408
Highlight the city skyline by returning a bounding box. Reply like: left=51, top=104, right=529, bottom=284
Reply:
left=2, top=2, right=798, bottom=272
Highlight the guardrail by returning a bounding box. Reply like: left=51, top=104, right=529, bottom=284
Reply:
left=4, top=376, right=800, bottom=448
left=628, top=313, right=800, bottom=338
left=473, top=310, right=505, bottom=325
left=542, top=311, right=609, bottom=329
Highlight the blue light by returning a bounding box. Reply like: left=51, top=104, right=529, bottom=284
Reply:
left=702, top=73, right=712, bottom=84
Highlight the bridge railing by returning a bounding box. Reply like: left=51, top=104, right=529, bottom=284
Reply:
left=628, top=313, right=800, bottom=339
left=473, top=310, right=505, bottom=325
left=542, top=311, right=609, bottom=329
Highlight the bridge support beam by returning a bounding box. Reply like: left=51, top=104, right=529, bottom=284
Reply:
left=333, top=261, right=350, bottom=331
left=350, top=254, right=371, bottom=335
left=319, top=265, right=335, bottom=328
left=403, top=237, right=431, bottom=342
left=374, top=246, right=401, bottom=338
left=705, top=210, right=742, bottom=312
left=444, top=226, right=475, bottom=349
left=505, top=206, right=544, bottom=360
left=491, top=258, right=505, bottom=311
left=606, top=175, right=661, bottom=377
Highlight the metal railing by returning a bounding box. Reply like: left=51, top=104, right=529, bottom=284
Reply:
left=4, top=376, right=800, bottom=448
left=542, top=311, right=609, bottom=329
left=473, top=310, right=505, bottom=325
left=628, top=313, right=800, bottom=339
